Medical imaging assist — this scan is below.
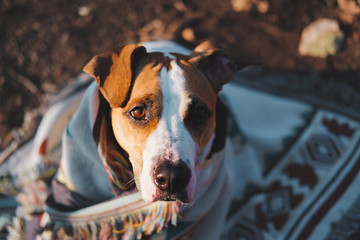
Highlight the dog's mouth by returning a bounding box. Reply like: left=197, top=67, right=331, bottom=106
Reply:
left=153, top=190, right=189, bottom=203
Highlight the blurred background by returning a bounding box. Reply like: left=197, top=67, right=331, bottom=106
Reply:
left=1, top=0, right=360, bottom=146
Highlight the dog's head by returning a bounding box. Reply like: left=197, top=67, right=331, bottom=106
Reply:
left=83, top=41, right=246, bottom=203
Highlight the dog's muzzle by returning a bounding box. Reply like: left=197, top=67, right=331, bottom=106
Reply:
left=152, top=160, right=191, bottom=203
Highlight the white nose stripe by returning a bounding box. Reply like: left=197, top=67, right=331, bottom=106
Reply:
left=140, top=62, right=197, bottom=201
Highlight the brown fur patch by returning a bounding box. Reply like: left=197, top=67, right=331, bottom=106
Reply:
left=111, top=52, right=168, bottom=189
left=83, top=44, right=147, bottom=108
left=175, top=57, right=218, bottom=150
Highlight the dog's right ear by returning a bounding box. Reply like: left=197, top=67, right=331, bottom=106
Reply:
left=189, top=41, right=249, bottom=93
left=83, top=44, right=147, bottom=108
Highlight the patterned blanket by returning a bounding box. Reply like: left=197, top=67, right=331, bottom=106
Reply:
left=1, top=68, right=360, bottom=239
left=222, top=70, right=360, bottom=240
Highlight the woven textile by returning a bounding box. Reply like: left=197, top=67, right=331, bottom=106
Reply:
left=1, top=68, right=360, bottom=239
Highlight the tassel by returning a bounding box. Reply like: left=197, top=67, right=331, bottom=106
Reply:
left=36, top=200, right=181, bottom=240
left=89, top=222, right=98, bottom=240
left=6, top=217, right=25, bottom=240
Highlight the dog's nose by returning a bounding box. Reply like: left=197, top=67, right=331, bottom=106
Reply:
left=153, top=161, right=191, bottom=194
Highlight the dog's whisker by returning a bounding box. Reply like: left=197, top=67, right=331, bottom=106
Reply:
left=124, top=178, right=136, bottom=188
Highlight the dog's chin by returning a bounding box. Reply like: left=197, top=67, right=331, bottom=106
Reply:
left=138, top=187, right=191, bottom=204
left=153, top=191, right=190, bottom=204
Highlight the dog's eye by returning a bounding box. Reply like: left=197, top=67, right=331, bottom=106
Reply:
left=193, top=107, right=207, bottom=120
left=185, top=98, right=210, bottom=126
left=130, top=107, right=146, bottom=120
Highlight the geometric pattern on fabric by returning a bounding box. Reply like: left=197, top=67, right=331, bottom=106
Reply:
left=225, top=110, right=360, bottom=240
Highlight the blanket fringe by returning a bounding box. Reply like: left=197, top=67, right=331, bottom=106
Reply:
left=6, top=217, right=25, bottom=240
left=39, top=201, right=180, bottom=240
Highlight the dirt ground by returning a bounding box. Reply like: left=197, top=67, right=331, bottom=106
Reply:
left=1, top=0, right=360, bottom=144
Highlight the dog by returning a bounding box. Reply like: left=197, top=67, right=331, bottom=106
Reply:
left=42, top=40, right=249, bottom=239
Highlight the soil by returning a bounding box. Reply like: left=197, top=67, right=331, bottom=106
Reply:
left=1, top=0, right=360, bottom=143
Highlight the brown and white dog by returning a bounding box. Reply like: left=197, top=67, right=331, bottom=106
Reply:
left=54, top=40, right=247, bottom=208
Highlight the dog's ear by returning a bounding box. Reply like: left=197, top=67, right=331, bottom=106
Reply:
left=83, top=44, right=147, bottom=108
left=190, top=41, right=249, bottom=93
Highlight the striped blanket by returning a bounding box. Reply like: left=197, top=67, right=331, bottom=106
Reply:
left=1, top=68, right=360, bottom=239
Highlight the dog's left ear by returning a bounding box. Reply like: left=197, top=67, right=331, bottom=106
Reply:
left=190, top=41, right=249, bottom=92
left=83, top=44, right=147, bottom=108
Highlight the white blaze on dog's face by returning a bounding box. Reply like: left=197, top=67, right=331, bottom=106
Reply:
left=83, top=41, right=243, bottom=203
